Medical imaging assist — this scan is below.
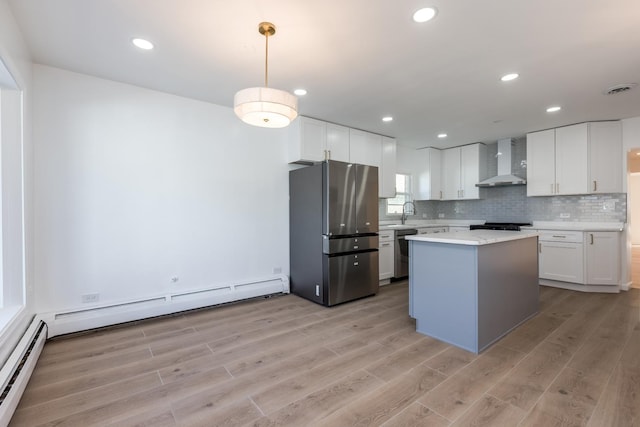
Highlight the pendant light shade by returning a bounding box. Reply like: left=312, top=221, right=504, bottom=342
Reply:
left=234, top=87, right=298, bottom=128
left=234, top=22, right=298, bottom=128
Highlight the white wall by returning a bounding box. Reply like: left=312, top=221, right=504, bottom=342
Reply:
left=33, top=65, right=291, bottom=314
left=0, top=0, right=34, bottom=365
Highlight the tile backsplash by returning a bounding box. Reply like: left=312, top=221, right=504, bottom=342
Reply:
left=380, top=138, right=627, bottom=223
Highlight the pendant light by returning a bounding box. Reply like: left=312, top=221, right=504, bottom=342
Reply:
left=234, top=22, right=298, bottom=128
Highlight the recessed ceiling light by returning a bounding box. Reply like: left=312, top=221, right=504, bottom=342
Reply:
left=500, top=73, right=519, bottom=82
left=132, top=38, right=154, bottom=50
left=382, top=116, right=393, bottom=122
left=413, top=7, right=438, bottom=23
left=636, top=152, right=640, bottom=156
left=546, top=106, right=562, bottom=113
left=437, top=133, right=447, bottom=138
left=294, top=89, right=307, bottom=96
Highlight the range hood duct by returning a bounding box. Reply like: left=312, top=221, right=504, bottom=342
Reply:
left=476, top=138, right=526, bottom=187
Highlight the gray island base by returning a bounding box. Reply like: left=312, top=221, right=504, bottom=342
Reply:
left=407, top=231, right=539, bottom=354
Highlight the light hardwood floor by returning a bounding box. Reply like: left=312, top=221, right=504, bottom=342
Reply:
left=10, top=282, right=640, bottom=427
left=632, top=245, right=640, bottom=289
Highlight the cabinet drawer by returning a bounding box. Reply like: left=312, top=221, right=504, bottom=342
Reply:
left=379, top=231, right=394, bottom=242
left=539, top=231, right=583, bottom=243
left=417, top=227, right=447, bottom=235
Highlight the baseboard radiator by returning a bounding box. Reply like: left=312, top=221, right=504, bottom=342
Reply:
left=0, top=318, right=47, bottom=426
left=42, top=274, right=290, bottom=338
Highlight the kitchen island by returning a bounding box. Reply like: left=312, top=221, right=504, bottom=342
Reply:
left=407, top=230, right=539, bottom=353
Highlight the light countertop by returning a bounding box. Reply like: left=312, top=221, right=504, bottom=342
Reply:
left=406, top=230, right=539, bottom=246
left=522, top=221, right=624, bottom=232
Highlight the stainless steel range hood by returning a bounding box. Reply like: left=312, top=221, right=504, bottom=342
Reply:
left=476, top=138, right=526, bottom=187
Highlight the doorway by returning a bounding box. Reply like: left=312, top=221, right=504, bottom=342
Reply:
left=627, top=150, right=640, bottom=288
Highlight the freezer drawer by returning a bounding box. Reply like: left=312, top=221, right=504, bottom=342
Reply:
left=322, top=235, right=379, bottom=254
left=324, top=251, right=379, bottom=306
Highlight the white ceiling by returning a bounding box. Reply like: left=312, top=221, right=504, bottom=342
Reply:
left=7, top=0, right=640, bottom=148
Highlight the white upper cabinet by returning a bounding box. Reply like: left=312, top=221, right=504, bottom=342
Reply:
left=527, top=121, right=621, bottom=196
left=288, top=117, right=349, bottom=163
left=442, top=147, right=462, bottom=200
left=326, top=123, right=350, bottom=163
left=441, top=143, right=486, bottom=200
left=351, top=129, right=395, bottom=198
left=589, top=121, right=622, bottom=193
left=555, top=123, right=589, bottom=195
left=381, top=136, right=397, bottom=198
left=414, top=147, right=442, bottom=200
left=349, top=129, right=382, bottom=167
left=526, top=129, right=557, bottom=196
left=289, top=116, right=397, bottom=198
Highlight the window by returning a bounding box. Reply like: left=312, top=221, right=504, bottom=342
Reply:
left=386, top=173, right=413, bottom=215
left=0, top=57, right=25, bottom=322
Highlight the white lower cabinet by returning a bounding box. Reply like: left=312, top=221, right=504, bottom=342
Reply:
left=537, top=229, right=621, bottom=288
left=586, top=232, right=620, bottom=285
left=539, top=240, right=585, bottom=283
left=379, top=230, right=395, bottom=281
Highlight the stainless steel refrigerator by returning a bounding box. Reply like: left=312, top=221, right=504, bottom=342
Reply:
left=289, top=160, right=379, bottom=306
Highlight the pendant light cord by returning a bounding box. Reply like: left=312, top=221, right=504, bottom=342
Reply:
left=264, top=30, right=269, bottom=87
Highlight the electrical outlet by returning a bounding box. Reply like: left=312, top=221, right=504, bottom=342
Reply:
left=81, top=293, right=100, bottom=303
left=603, top=200, right=616, bottom=211
left=422, top=213, right=427, bottom=218
left=438, top=213, right=445, bottom=218
left=560, top=213, right=570, bottom=218
left=273, top=267, right=282, bottom=274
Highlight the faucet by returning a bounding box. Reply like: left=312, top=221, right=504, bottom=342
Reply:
left=401, top=201, right=417, bottom=225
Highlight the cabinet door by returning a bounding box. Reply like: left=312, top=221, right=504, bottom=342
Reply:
left=297, top=117, right=326, bottom=162
left=526, top=129, right=556, bottom=196
left=349, top=129, right=381, bottom=167
left=415, top=147, right=442, bottom=200
left=460, top=144, right=480, bottom=199
left=326, top=123, right=350, bottom=162
left=589, top=121, right=622, bottom=193
left=441, top=147, right=461, bottom=200
left=539, top=241, right=584, bottom=283
left=380, top=137, right=397, bottom=198
left=586, top=232, right=620, bottom=285
left=379, top=241, right=394, bottom=280
left=555, top=124, right=588, bottom=195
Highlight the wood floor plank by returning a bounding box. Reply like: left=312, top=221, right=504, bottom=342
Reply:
left=587, top=364, right=640, bottom=427
left=252, top=342, right=394, bottom=414
left=103, top=407, right=176, bottom=427
left=251, top=370, right=384, bottom=426
left=418, top=345, right=525, bottom=421
left=158, top=354, right=228, bottom=384
left=496, top=313, right=566, bottom=353
left=9, top=372, right=162, bottom=426
left=18, top=345, right=213, bottom=408
left=312, top=364, right=446, bottom=427
left=365, top=336, right=448, bottom=382
left=519, top=367, right=607, bottom=427
left=174, top=397, right=263, bottom=427
left=27, top=347, right=153, bottom=389
left=380, top=402, right=449, bottom=427
left=488, top=341, right=572, bottom=412
left=422, top=346, right=478, bottom=376
left=449, top=395, right=526, bottom=427
left=29, top=366, right=232, bottom=427
left=168, top=347, right=340, bottom=422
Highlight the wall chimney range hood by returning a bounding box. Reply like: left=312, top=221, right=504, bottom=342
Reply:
left=476, top=138, right=526, bottom=187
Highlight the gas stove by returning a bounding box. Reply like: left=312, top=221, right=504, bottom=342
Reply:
left=469, top=222, right=532, bottom=231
